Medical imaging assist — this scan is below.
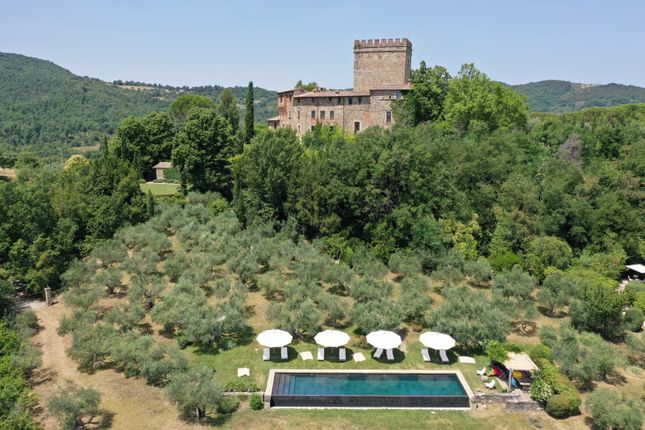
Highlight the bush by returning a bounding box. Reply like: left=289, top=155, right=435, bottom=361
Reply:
left=529, top=377, right=553, bottom=403
left=217, top=396, right=240, bottom=414
left=545, top=392, right=581, bottom=419
left=249, top=393, right=264, bottom=410
left=485, top=340, right=509, bottom=363
left=624, top=307, right=643, bottom=332
left=528, top=344, right=552, bottom=362
left=585, top=389, right=643, bottom=430
left=222, top=381, right=260, bottom=392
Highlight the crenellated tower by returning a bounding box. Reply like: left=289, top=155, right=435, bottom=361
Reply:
left=353, top=38, right=412, bottom=91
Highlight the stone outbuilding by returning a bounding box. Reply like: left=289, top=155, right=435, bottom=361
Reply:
left=152, top=161, right=173, bottom=180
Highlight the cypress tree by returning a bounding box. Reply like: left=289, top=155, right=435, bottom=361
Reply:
left=244, top=81, right=255, bottom=143
left=146, top=190, right=155, bottom=217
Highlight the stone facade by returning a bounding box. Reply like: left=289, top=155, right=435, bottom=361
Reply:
left=268, top=38, right=412, bottom=137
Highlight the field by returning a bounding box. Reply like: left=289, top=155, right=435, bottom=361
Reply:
left=140, top=182, right=180, bottom=196
left=28, top=201, right=644, bottom=429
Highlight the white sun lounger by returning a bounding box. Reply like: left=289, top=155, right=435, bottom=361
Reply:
left=476, top=367, right=486, bottom=376
left=439, top=349, right=449, bottom=363
left=237, top=367, right=250, bottom=377
left=485, top=379, right=496, bottom=389
left=422, top=348, right=431, bottom=362
left=281, top=346, right=288, bottom=360
left=386, top=348, right=395, bottom=361
left=339, top=347, right=347, bottom=361
left=317, top=347, right=325, bottom=361
left=373, top=348, right=384, bottom=359
left=263, top=347, right=270, bottom=361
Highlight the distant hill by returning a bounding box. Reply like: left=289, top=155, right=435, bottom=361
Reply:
left=0, top=53, right=277, bottom=156
left=2, top=52, right=645, bottom=157
left=510, top=80, right=645, bottom=112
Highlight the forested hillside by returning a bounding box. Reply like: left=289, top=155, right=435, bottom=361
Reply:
left=512, top=80, right=645, bottom=112
left=0, top=53, right=276, bottom=157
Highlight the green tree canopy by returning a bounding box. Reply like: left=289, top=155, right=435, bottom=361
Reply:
left=217, top=89, right=240, bottom=134
left=168, top=94, right=215, bottom=124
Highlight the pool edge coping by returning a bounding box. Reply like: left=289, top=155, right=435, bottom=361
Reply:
left=265, top=369, right=475, bottom=409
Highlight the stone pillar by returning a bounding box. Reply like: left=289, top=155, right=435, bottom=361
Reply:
left=44, top=287, right=53, bottom=306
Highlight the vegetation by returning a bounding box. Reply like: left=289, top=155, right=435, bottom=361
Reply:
left=47, top=381, right=108, bottom=430
left=585, top=388, right=643, bottom=430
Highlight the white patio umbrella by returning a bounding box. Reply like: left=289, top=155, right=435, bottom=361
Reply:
left=419, top=331, right=456, bottom=350
left=366, top=330, right=402, bottom=350
left=256, top=329, right=293, bottom=348
left=314, top=330, right=351, bottom=348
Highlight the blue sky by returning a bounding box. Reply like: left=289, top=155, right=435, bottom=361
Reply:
left=1, top=0, right=644, bottom=90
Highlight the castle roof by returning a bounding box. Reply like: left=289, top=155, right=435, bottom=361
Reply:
left=294, top=90, right=369, bottom=98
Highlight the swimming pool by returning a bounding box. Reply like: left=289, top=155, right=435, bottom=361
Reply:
left=266, top=370, right=473, bottom=409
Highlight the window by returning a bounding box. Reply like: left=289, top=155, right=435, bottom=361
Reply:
left=328, top=97, right=332, bottom=102
left=337, top=97, right=341, bottom=104
left=354, top=121, right=360, bottom=133
left=288, top=111, right=292, bottom=119
left=320, top=111, right=325, bottom=120
left=310, top=125, right=315, bottom=131
left=330, top=110, right=334, bottom=120
left=348, top=98, right=353, bottom=105
left=297, top=110, right=300, bottom=119
left=297, top=125, right=301, bottom=134
left=357, top=97, right=362, bottom=104
left=386, top=110, right=392, bottom=124
left=311, top=110, right=316, bottom=119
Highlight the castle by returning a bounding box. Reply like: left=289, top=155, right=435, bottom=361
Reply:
left=267, top=38, right=412, bottom=136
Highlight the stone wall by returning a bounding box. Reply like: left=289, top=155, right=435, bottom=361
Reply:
left=472, top=391, right=543, bottom=412
left=353, top=38, right=412, bottom=91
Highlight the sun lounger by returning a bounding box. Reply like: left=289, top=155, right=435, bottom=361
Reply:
left=476, top=367, right=486, bottom=376
left=339, top=347, right=346, bottom=361
left=317, top=347, right=325, bottom=361
left=439, top=349, right=449, bottom=363
left=422, top=348, right=431, bottom=362
left=237, top=368, right=250, bottom=377
left=485, top=379, right=496, bottom=389
left=373, top=348, right=384, bottom=359
left=386, top=348, right=395, bottom=361
left=299, top=351, right=313, bottom=361
left=281, top=346, right=288, bottom=360
left=263, top=347, right=270, bottom=361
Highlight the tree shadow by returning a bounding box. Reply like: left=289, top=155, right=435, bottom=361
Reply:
left=537, top=305, right=567, bottom=318
left=328, top=284, right=349, bottom=297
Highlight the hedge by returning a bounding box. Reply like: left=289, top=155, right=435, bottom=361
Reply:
left=534, top=357, right=581, bottom=418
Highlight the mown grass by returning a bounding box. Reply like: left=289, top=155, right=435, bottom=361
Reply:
left=139, top=182, right=180, bottom=196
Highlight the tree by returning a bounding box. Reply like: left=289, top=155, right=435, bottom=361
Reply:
left=217, top=89, right=240, bottom=134
left=585, top=389, right=643, bottom=430
left=64, top=155, right=90, bottom=172
left=351, top=299, right=402, bottom=333
left=443, top=63, right=529, bottom=133
left=538, top=271, right=580, bottom=315
left=171, top=109, right=237, bottom=195
left=167, top=366, right=222, bottom=420
left=570, top=280, right=634, bottom=340
left=47, top=381, right=107, bottom=430
left=233, top=128, right=302, bottom=223
left=393, top=62, right=451, bottom=126
left=146, top=191, right=155, bottom=218
left=525, top=236, right=573, bottom=281
left=168, top=94, right=215, bottom=124
left=428, top=287, right=510, bottom=349
left=244, top=81, right=255, bottom=144
left=492, top=266, right=535, bottom=301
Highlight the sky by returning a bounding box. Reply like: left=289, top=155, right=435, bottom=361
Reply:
left=1, top=0, right=644, bottom=90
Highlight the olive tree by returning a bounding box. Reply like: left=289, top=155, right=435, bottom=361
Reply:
left=167, top=366, right=222, bottom=420
left=47, top=381, right=107, bottom=430
left=585, top=389, right=643, bottom=430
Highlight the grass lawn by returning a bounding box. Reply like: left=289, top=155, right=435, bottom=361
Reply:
left=140, top=182, right=180, bottom=196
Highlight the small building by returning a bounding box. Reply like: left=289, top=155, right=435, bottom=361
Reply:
left=268, top=38, right=412, bottom=137
left=503, top=352, right=539, bottom=392
left=626, top=264, right=645, bottom=280
left=153, top=161, right=173, bottom=180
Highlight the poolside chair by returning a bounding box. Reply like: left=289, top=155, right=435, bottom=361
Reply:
left=373, top=348, right=384, bottom=359
left=317, top=347, right=325, bottom=361
left=339, top=347, right=346, bottom=362
left=281, top=346, right=288, bottom=360
left=476, top=367, right=486, bottom=376
left=386, top=348, right=395, bottom=361
left=421, top=348, right=431, bottom=362
left=485, top=379, right=496, bottom=389
left=263, top=347, right=270, bottom=361
left=439, top=349, right=449, bottom=363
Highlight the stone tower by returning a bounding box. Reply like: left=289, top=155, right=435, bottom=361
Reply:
left=353, top=38, right=412, bottom=92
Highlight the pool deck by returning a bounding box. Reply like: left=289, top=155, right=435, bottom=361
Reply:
left=265, top=369, right=475, bottom=410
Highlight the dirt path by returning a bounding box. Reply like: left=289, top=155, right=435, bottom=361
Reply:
left=29, top=301, right=204, bottom=430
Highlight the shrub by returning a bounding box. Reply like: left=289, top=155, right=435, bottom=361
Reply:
left=529, top=377, right=553, bottom=403
left=485, top=340, right=509, bottom=363
left=464, top=257, right=493, bottom=286
left=545, top=392, right=581, bottom=419
left=222, top=381, right=260, bottom=392
left=217, top=396, right=240, bottom=414
left=528, top=344, right=552, bottom=362
left=249, top=393, right=264, bottom=410
left=624, top=307, right=643, bottom=332
left=585, top=389, right=643, bottom=430
left=388, top=251, right=422, bottom=279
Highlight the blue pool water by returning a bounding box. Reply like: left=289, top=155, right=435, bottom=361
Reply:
left=272, top=373, right=467, bottom=397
